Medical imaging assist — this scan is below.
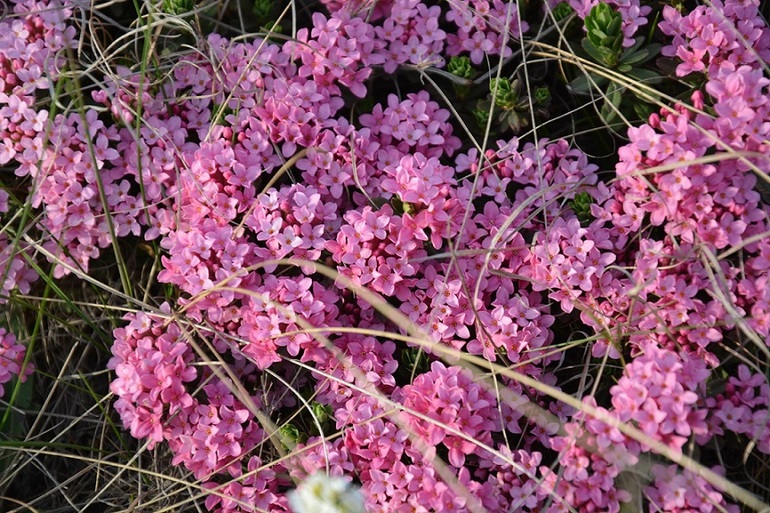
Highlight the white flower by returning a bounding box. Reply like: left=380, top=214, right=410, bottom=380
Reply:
left=287, top=473, right=366, bottom=513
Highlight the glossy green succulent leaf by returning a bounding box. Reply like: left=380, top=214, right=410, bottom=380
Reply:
left=627, top=67, right=661, bottom=83
left=311, top=402, right=332, bottom=425
left=310, top=401, right=333, bottom=434
left=626, top=68, right=663, bottom=105
left=633, top=101, right=656, bottom=120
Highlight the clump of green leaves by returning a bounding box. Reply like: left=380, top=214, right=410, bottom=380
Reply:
left=569, top=191, right=596, bottom=225
left=253, top=0, right=272, bottom=19
left=310, top=401, right=333, bottom=434
left=448, top=56, right=475, bottom=80
left=448, top=56, right=475, bottom=99
left=473, top=105, right=491, bottom=128
left=278, top=423, right=307, bottom=450
left=162, top=0, right=195, bottom=14
left=570, top=2, right=661, bottom=123
left=475, top=77, right=551, bottom=134
left=400, top=347, right=430, bottom=378
left=583, top=3, right=625, bottom=68
left=253, top=0, right=283, bottom=32
left=490, top=78, right=519, bottom=109
left=534, top=86, right=551, bottom=107
left=552, top=2, right=575, bottom=22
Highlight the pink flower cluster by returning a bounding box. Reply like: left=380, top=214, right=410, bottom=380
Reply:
left=590, top=0, right=770, bottom=366
left=0, top=189, right=37, bottom=301
left=710, top=365, right=770, bottom=454
left=317, top=0, right=394, bottom=21
left=109, top=308, right=282, bottom=512
left=359, top=91, right=462, bottom=159
left=541, top=342, right=715, bottom=512
left=291, top=365, right=554, bottom=513
left=610, top=342, right=710, bottom=452
left=471, top=446, right=543, bottom=512
left=0, top=0, right=72, bottom=100
left=321, top=0, right=528, bottom=67
left=33, top=110, right=131, bottom=278
left=660, top=0, right=770, bottom=76
left=285, top=12, right=384, bottom=99
left=444, top=0, right=528, bottom=64
left=396, top=362, right=501, bottom=467
left=375, top=0, right=446, bottom=72
left=0, top=327, right=32, bottom=398
left=645, top=464, right=739, bottom=513
left=541, top=418, right=632, bottom=513
left=0, top=0, right=76, bottom=293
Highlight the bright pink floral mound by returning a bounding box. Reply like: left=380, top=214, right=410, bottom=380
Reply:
left=1, top=0, right=770, bottom=511
left=70, top=0, right=770, bottom=509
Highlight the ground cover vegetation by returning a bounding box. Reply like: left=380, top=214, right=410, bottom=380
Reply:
left=1, top=0, right=770, bottom=511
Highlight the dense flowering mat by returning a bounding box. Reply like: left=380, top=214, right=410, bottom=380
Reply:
left=1, top=0, right=770, bottom=511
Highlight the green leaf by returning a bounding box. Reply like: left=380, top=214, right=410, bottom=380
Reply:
left=621, top=43, right=660, bottom=66
left=474, top=98, right=492, bottom=128
left=656, top=56, right=683, bottom=76
left=645, top=43, right=662, bottom=58
left=162, top=0, right=195, bottom=14
left=490, top=78, right=517, bottom=108
left=627, top=68, right=662, bottom=85
left=310, top=402, right=333, bottom=435
left=620, top=48, right=650, bottom=66
left=600, top=83, right=624, bottom=124
left=0, top=375, right=35, bottom=473
left=607, top=16, right=623, bottom=39
left=504, top=109, right=527, bottom=133
left=633, top=101, right=655, bottom=119
left=568, top=72, right=609, bottom=94
left=569, top=192, right=596, bottom=226
left=608, top=84, right=624, bottom=107
left=253, top=0, right=274, bottom=22
left=278, top=424, right=306, bottom=450
left=627, top=69, right=663, bottom=103
left=582, top=38, right=616, bottom=66
left=626, top=36, right=646, bottom=55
